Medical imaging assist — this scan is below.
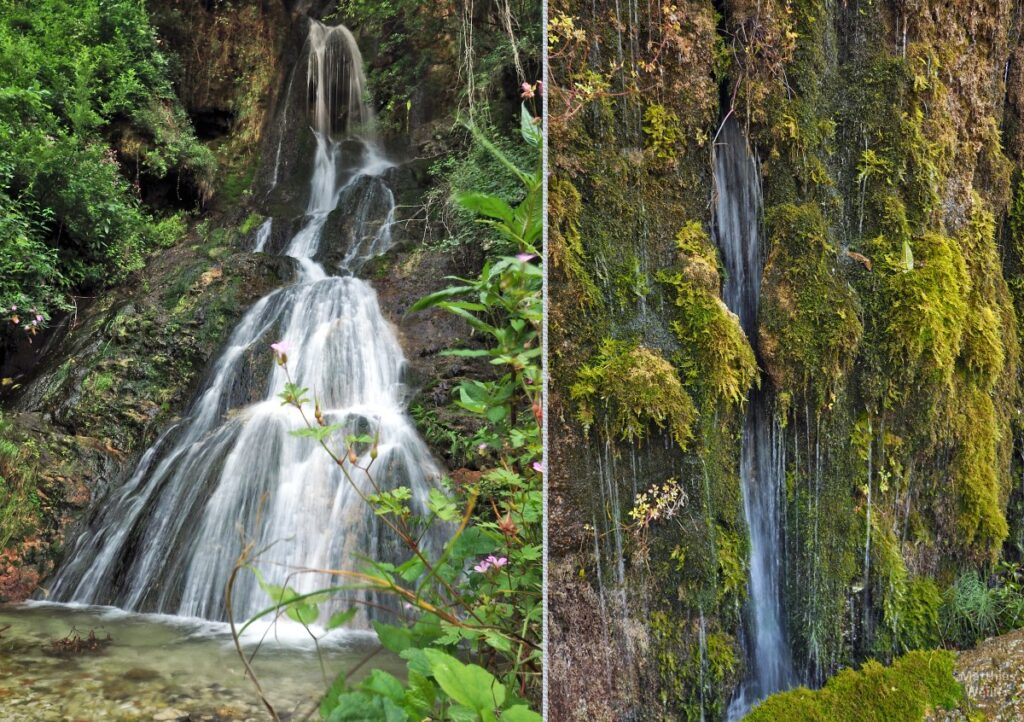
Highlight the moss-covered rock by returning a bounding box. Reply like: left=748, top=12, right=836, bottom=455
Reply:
left=571, top=339, right=696, bottom=448
left=747, top=650, right=963, bottom=722
left=759, top=203, right=863, bottom=400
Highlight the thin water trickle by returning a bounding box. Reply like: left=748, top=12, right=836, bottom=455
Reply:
left=714, top=118, right=796, bottom=719
left=48, top=21, right=441, bottom=627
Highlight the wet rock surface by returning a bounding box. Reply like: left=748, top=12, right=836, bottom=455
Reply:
left=928, top=629, right=1024, bottom=721
left=0, top=241, right=294, bottom=604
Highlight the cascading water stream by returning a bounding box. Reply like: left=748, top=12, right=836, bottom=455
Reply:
left=715, top=118, right=796, bottom=719
left=47, top=21, right=441, bottom=627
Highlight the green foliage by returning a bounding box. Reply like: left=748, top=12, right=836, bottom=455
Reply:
left=0, top=0, right=208, bottom=341
left=571, top=339, right=696, bottom=449
left=940, top=565, right=1024, bottom=647
left=428, top=115, right=538, bottom=255
left=0, top=412, right=41, bottom=551
left=659, top=282, right=757, bottom=408
left=642, top=103, right=682, bottom=162
left=759, top=203, right=862, bottom=401
left=746, top=650, right=962, bottom=722
left=322, top=647, right=540, bottom=722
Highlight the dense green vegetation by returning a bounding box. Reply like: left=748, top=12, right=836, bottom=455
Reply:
left=747, top=651, right=963, bottom=722
left=0, top=0, right=209, bottom=347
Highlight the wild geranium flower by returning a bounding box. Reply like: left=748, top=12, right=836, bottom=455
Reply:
left=487, top=555, right=508, bottom=570
left=516, top=253, right=536, bottom=263
left=271, top=340, right=292, bottom=365
left=532, top=461, right=543, bottom=474
left=520, top=82, right=534, bottom=100
left=473, top=559, right=491, bottom=573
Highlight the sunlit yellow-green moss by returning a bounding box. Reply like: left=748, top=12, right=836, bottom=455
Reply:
left=571, top=339, right=696, bottom=448
left=746, top=650, right=962, bottom=722
left=657, top=223, right=757, bottom=406
left=650, top=610, right=739, bottom=721
left=948, top=386, right=1008, bottom=562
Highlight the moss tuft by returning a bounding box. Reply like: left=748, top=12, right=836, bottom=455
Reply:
left=571, top=339, right=696, bottom=448
left=759, top=203, right=862, bottom=400
left=656, top=222, right=757, bottom=407
left=746, top=650, right=963, bottom=722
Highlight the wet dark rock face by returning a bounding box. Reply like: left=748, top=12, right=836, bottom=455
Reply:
left=1, top=243, right=292, bottom=602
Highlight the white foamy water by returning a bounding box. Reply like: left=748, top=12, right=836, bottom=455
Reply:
left=48, top=21, right=441, bottom=628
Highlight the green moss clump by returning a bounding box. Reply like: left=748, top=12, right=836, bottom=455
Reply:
left=571, top=339, right=696, bottom=448
left=899, top=579, right=943, bottom=652
left=759, top=203, right=862, bottom=400
left=658, top=223, right=757, bottom=406
left=548, top=176, right=601, bottom=307
left=746, top=650, right=962, bottom=722
left=864, top=230, right=969, bottom=397
left=948, top=386, right=1008, bottom=561
left=649, top=611, right=739, bottom=721
left=642, top=103, right=683, bottom=163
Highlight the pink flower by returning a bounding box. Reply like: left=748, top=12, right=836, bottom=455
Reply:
left=271, top=340, right=292, bottom=364
left=532, top=461, right=543, bottom=474
left=10, top=305, right=16, bottom=311
left=35, top=315, right=43, bottom=322
left=520, top=82, right=535, bottom=100
left=516, top=253, right=536, bottom=263
left=473, top=560, right=491, bottom=573
left=477, top=442, right=488, bottom=452
left=486, top=555, right=508, bottom=569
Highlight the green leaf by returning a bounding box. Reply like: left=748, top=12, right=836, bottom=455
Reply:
left=423, top=648, right=506, bottom=714
left=360, top=669, right=405, bottom=703
left=520, top=103, right=542, bottom=148
left=326, top=692, right=409, bottom=722
left=501, top=705, right=543, bottom=722
left=397, top=557, right=426, bottom=582
left=320, top=671, right=348, bottom=719
left=326, top=607, right=358, bottom=630
left=290, top=424, right=344, bottom=442
left=456, top=191, right=515, bottom=225
left=427, top=488, right=459, bottom=522
left=373, top=621, right=413, bottom=654
left=402, top=670, right=436, bottom=717
left=286, top=601, right=319, bottom=625
left=485, top=404, right=508, bottom=423
left=482, top=628, right=513, bottom=653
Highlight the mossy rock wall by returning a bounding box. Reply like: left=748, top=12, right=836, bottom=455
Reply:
left=551, top=0, right=1024, bottom=716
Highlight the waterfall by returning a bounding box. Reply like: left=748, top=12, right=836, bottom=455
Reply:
left=47, top=21, right=441, bottom=627
left=715, top=118, right=796, bottom=719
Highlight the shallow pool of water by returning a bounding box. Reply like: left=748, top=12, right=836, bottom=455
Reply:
left=0, top=602, right=401, bottom=721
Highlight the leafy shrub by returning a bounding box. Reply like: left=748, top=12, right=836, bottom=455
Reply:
left=0, top=0, right=208, bottom=344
